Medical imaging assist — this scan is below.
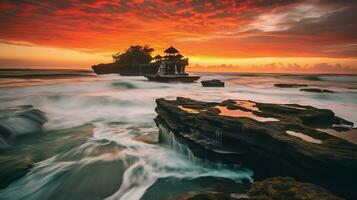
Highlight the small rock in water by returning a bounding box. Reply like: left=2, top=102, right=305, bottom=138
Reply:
left=300, top=88, right=335, bottom=93
left=0, top=105, right=47, bottom=149
left=274, top=83, right=308, bottom=88
left=201, top=79, right=225, bottom=87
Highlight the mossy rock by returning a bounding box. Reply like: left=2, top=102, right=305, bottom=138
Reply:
left=249, top=177, right=342, bottom=200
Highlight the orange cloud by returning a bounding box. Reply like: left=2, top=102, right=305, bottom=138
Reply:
left=0, top=0, right=357, bottom=72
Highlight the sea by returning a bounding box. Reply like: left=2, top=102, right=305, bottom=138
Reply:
left=0, top=69, right=356, bottom=200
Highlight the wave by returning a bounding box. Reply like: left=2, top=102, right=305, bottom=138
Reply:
left=0, top=73, right=95, bottom=79
left=0, top=122, right=252, bottom=199
left=0, top=69, right=95, bottom=79
left=302, top=75, right=321, bottom=81
left=317, top=75, right=357, bottom=83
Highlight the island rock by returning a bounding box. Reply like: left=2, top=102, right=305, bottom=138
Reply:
left=201, top=79, right=225, bottom=87
left=92, top=63, right=159, bottom=76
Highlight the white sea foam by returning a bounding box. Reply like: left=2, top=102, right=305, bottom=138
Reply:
left=0, top=72, right=356, bottom=199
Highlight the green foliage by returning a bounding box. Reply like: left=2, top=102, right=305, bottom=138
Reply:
left=112, top=45, right=154, bottom=65
left=112, top=52, right=120, bottom=63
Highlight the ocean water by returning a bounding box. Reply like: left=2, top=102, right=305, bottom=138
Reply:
left=0, top=69, right=356, bottom=200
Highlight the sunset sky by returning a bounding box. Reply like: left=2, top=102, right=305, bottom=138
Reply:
left=0, top=0, right=357, bottom=73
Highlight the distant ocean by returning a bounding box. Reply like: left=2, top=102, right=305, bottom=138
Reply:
left=0, top=69, right=356, bottom=199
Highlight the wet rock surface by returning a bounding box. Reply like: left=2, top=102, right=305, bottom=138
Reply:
left=0, top=125, right=94, bottom=189
left=201, top=79, right=225, bottom=87
left=300, top=88, right=335, bottom=93
left=143, top=176, right=250, bottom=200
left=178, top=177, right=342, bottom=200
left=0, top=105, right=47, bottom=149
left=248, top=177, right=342, bottom=200
left=154, top=97, right=357, bottom=199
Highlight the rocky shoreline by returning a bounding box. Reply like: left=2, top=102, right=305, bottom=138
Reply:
left=154, top=97, right=357, bottom=199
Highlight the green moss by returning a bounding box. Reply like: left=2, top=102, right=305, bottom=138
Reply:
left=248, top=177, right=343, bottom=200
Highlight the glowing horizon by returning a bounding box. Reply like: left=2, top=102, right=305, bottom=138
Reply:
left=1, top=1, right=357, bottom=74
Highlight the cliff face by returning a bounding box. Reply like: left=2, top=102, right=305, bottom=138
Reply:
left=154, top=97, right=357, bottom=199
left=91, top=63, right=159, bottom=76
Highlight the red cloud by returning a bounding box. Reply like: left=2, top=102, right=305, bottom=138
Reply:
left=0, top=0, right=356, bottom=59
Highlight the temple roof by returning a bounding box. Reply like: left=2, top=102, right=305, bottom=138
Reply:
left=164, top=46, right=179, bottom=54
left=153, top=55, right=162, bottom=59
left=176, top=53, right=183, bottom=58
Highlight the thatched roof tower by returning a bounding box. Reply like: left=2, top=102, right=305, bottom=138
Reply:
left=164, top=46, right=179, bottom=54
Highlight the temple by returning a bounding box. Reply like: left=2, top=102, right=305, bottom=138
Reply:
left=153, top=46, right=189, bottom=75
left=145, top=46, right=200, bottom=82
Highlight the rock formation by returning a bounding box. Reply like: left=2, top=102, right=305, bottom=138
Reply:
left=0, top=105, right=47, bottom=149
left=301, top=88, right=335, bottom=93
left=154, top=97, right=357, bottom=199
left=201, top=79, right=225, bottom=87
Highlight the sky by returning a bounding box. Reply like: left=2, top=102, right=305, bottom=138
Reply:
left=0, top=0, right=357, bottom=73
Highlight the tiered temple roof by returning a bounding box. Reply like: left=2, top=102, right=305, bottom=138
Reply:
left=164, top=46, right=179, bottom=54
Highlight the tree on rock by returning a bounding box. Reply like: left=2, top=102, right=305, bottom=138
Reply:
left=112, top=45, right=154, bottom=65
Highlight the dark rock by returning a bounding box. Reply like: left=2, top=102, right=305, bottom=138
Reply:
left=0, top=154, right=33, bottom=189
left=248, top=177, right=342, bottom=200
left=0, top=105, right=47, bottom=149
left=154, top=97, right=357, bottom=199
left=300, top=88, right=335, bottom=93
left=201, top=79, right=225, bottom=87
left=91, top=63, right=159, bottom=75
left=274, top=83, right=308, bottom=88
left=0, top=125, right=94, bottom=189
left=145, top=74, right=201, bottom=82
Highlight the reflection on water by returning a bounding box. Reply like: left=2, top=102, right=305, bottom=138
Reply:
left=235, top=100, right=260, bottom=112
left=215, top=105, right=279, bottom=122
left=286, top=131, right=322, bottom=144
left=0, top=70, right=356, bottom=199
left=177, top=105, right=200, bottom=114
left=282, top=105, right=307, bottom=110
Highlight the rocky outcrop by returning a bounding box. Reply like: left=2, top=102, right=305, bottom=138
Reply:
left=183, top=177, right=342, bottom=200
left=91, top=63, right=159, bottom=76
left=301, top=88, right=335, bottom=93
left=0, top=105, right=47, bottom=149
left=274, top=83, right=308, bottom=88
left=248, top=177, right=342, bottom=200
left=154, top=97, right=357, bottom=199
left=201, top=79, right=225, bottom=87
left=0, top=125, right=94, bottom=189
